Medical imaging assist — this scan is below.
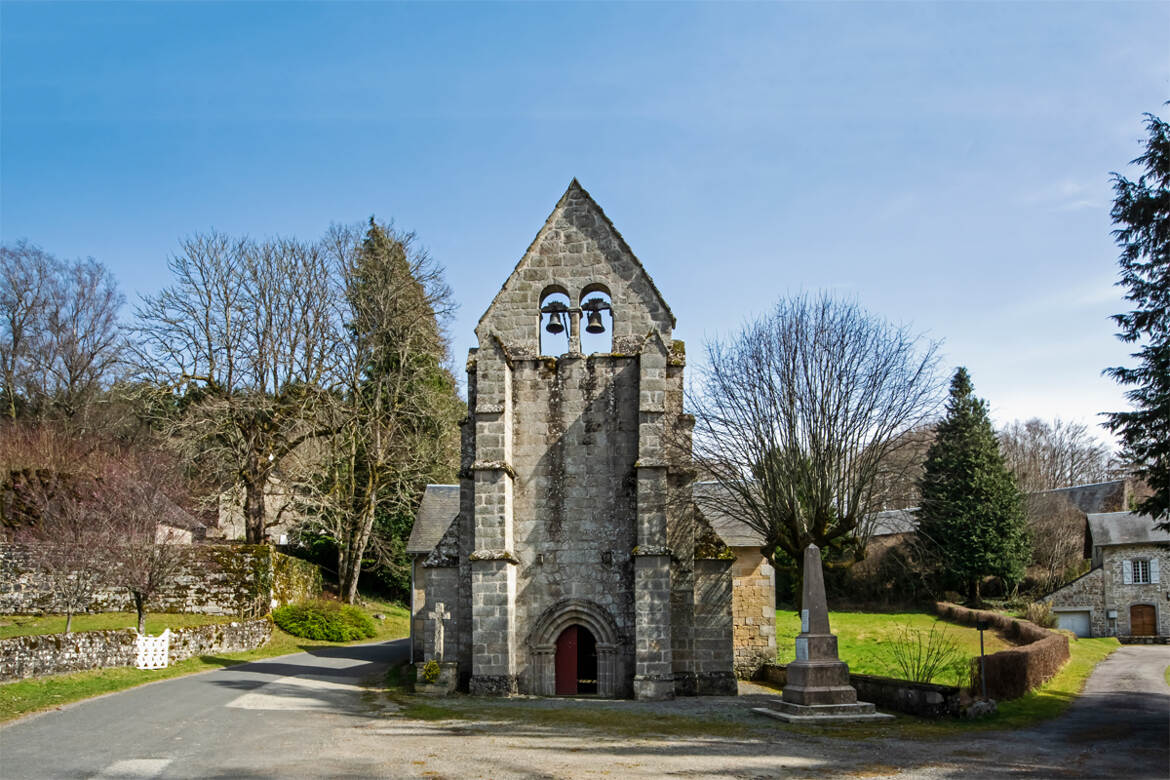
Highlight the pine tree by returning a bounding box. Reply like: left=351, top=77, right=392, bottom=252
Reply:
left=1105, top=110, right=1170, bottom=527
left=917, top=368, right=1029, bottom=605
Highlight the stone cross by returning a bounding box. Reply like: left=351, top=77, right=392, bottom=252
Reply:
left=428, top=602, right=451, bottom=662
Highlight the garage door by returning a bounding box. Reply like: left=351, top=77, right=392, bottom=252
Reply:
left=1056, top=610, right=1091, bottom=637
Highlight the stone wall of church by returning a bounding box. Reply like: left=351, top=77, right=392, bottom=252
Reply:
left=508, top=355, right=642, bottom=696
left=693, top=558, right=737, bottom=693
left=731, top=547, right=777, bottom=678
left=473, top=185, right=674, bottom=359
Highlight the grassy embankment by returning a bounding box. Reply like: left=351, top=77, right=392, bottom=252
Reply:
left=775, top=609, right=1014, bottom=686
left=381, top=610, right=1119, bottom=739
left=0, top=598, right=410, bottom=724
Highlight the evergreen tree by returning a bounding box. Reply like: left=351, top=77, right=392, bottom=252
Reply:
left=298, top=219, right=461, bottom=603
left=917, top=368, right=1029, bottom=604
left=1105, top=110, right=1170, bottom=527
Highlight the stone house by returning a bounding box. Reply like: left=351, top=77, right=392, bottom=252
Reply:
left=407, top=181, right=738, bottom=699
left=1045, top=511, right=1169, bottom=638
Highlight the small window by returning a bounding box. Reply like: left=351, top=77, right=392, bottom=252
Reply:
left=1132, top=559, right=1151, bottom=584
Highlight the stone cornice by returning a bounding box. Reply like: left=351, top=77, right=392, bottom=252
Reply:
left=470, top=460, right=516, bottom=478
left=469, top=549, right=520, bottom=564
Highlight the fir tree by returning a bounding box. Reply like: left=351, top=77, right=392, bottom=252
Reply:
left=917, top=368, right=1029, bottom=605
left=1105, top=110, right=1170, bottom=527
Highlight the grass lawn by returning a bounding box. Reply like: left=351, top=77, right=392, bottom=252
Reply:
left=0, top=597, right=410, bottom=724
left=775, top=610, right=1014, bottom=687
left=0, top=612, right=239, bottom=640
left=376, top=617, right=1119, bottom=740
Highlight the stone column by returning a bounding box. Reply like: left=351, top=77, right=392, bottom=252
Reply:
left=469, top=340, right=520, bottom=695
left=633, top=337, right=673, bottom=700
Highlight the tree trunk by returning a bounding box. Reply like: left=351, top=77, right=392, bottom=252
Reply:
left=243, top=474, right=268, bottom=545
left=341, top=498, right=377, bottom=605
left=65, top=611, right=73, bottom=634
left=969, top=578, right=983, bottom=608
left=134, top=592, right=146, bottom=634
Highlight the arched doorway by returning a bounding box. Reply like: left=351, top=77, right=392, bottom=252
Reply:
left=529, top=599, right=619, bottom=697
left=555, top=625, right=598, bottom=695
left=1130, top=604, right=1156, bottom=636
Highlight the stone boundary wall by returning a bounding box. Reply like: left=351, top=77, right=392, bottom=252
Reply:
left=756, top=663, right=963, bottom=719
left=934, top=602, right=1070, bottom=701
left=0, top=544, right=321, bottom=617
left=0, top=617, right=272, bottom=682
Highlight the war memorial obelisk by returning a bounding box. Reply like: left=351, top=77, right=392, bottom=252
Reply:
left=755, top=545, right=892, bottom=723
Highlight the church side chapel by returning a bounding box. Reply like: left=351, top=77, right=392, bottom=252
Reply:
left=407, top=180, right=740, bottom=699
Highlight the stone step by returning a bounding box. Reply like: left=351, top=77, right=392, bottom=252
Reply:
left=770, top=699, right=876, bottom=716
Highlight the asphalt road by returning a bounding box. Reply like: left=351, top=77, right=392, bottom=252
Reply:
left=0, top=639, right=408, bottom=779
left=0, top=641, right=1166, bottom=778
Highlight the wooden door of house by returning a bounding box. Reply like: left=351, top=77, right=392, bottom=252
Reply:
left=1130, top=605, right=1156, bottom=636
left=555, top=626, right=578, bottom=695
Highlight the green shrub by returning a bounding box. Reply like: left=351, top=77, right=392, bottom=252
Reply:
left=1023, top=601, right=1057, bottom=629
left=421, top=659, right=441, bottom=683
left=890, top=621, right=963, bottom=684
left=272, top=600, right=376, bottom=642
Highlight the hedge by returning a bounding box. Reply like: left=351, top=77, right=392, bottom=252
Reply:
left=935, top=602, right=1070, bottom=701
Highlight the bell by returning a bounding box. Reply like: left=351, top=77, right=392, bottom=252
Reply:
left=545, top=310, right=565, bottom=334
left=585, top=309, right=605, bottom=334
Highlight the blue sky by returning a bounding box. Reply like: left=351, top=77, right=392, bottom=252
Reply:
left=3, top=1, right=1168, bottom=440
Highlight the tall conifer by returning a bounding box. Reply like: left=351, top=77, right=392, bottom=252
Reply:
left=917, top=368, right=1029, bottom=604
left=1105, top=110, right=1170, bottom=526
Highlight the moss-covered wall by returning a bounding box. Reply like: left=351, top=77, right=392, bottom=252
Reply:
left=0, top=617, right=273, bottom=681
left=0, top=544, right=322, bottom=617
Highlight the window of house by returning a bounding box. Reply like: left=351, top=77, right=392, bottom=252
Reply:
left=1132, top=559, right=1151, bottom=584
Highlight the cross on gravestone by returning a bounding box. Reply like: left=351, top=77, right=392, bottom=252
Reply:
left=428, top=602, right=451, bottom=662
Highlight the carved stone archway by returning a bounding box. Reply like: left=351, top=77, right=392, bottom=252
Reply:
left=528, top=599, right=621, bottom=697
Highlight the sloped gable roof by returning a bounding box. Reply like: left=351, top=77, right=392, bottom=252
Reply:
left=1087, top=511, right=1170, bottom=547
left=478, top=179, right=675, bottom=330
left=693, top=481, right=764, bottom=547
left=406, top=484, right=460, bottom=555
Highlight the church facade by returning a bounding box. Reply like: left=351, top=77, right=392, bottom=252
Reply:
left=407, top=181, right=741, bottom=699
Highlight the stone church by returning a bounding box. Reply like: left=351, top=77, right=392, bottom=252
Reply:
left=407, top=181, right=764, bottom=700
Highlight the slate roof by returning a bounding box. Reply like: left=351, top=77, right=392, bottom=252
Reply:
left=1086, top=511, right=1170, bottom=547
left=406, top=484, right=460, bottom=555
left=1032, top=479, right=1129, bottom=515
left=870, top=508, right=919, bottom=537
left=692, top=481, right=764, bottom=547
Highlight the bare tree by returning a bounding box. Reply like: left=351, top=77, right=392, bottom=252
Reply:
left=134, top=233, right=340, bottom=543
left=292, top=220, right=461, bottom=603
left=871, top=425, right=936, bottom=510
left=1, top=241, right=53, bottom=421
left=26, top=476, right=117, bottom=633
left=0, top=241, right=127, bottom=424
left=99, top=456, right=191, bottom=633
left=0, top=423, right=116, bottom=632
left=690, top=294, right=942, bottom=604
left=1025, top=492, right=1088, bottom=593
left=999, top=417, right=1117, bottom=493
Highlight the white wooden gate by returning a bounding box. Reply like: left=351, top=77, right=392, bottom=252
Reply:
left=136, top=629, right=172, bottom=670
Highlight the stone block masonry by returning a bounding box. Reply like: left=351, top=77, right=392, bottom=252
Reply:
left=412, top=181, right=736, bottom=699
left=0, top=544, right=321, bottom=617
left=0, top=617, right=273, bottom=681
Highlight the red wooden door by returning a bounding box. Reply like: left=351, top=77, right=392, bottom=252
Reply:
left=555, top=626, right=578, bottom=695
left=1131, top=605, right=1156, bottom=636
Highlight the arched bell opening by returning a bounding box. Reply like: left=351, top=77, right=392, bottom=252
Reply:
left=539, top=287, right=571, bottom=356
left=554, top=624, right=599, bottom=695
left=579, top=284, right=612, bottom=355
